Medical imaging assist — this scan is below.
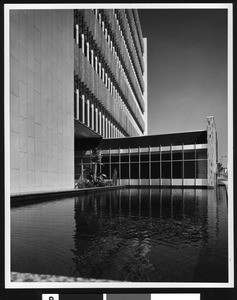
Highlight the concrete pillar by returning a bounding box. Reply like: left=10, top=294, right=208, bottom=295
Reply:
left=91, top=103, right=94, bottom=130
left=207, top=116, right=218, bottom=188
left=82, top=94, right=85, bottom=124
left=87, top=99, right=90, bottom=126
left=76, top=89, right=79, bottom=120
left=76, top=24, right=79, bottom=45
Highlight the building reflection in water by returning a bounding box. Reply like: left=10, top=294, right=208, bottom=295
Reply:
left=71, top=187, right=227, bottom=282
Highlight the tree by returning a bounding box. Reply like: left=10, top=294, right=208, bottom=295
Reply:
left=217, top=162, right=223, bottom=175
left=91, top=148, right=102, bottom=183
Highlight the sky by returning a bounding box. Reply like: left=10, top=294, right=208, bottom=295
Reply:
left=138, top=9, right=228, bottom=166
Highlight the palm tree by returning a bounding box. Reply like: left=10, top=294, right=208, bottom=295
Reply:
left=91, top=148, right=102, bottom=183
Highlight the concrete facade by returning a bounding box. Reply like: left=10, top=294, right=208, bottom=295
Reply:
left=207, top=116, right=218, bottom=188
left=10, top=10, right=74, bottom=195
left=74, top=9, right=147, bottom=138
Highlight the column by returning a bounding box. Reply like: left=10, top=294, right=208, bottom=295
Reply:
left=86, top=42, right=89, bottom=61
left=87, top=99, right=90, bottom=126
left=149, top=146, right=151, bottom=186
left=105, top=117, right=108, bottom=138
left=91, top=50, right=94, bottom=68
left=108, top=120, right=111, bottom=137
left=171, top=144, right=173, bottom=186
left=76, top=24, right=79, bottom=45
left=91, top=103, right=94, bottom=130
left=76, top=89, right=79, bottom=120
left=102, top=114, right=105, bottom=137
left=82, top=94, right=85, bottom=124
left=99, top=110, right=102, bottom=135
left=95, top=56, right=98, bottom=73
left=95, top=107, right=98, bottom=132
left=82, top=34, right=85, bottom=53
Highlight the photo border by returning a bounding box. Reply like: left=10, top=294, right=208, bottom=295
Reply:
left=4, top=2, right=234, bottom=289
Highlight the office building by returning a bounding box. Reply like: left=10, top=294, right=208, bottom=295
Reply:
left=9, top=9, right=148, bottom=195
left=9, top=9, right=218, bottom=196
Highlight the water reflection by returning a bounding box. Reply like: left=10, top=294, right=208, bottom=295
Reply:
left=71, top=188, right=228, bottom=282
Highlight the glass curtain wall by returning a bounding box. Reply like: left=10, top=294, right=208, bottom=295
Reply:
left=78, top=144, right=208, bottom=186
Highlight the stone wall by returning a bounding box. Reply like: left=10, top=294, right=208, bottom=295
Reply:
left=207, top=116, right=218, bottom=188
left=10, top=10, right=74, bottom=195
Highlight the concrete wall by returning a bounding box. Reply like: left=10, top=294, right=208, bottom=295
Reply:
left=207, top=116, right=218, bottom=188
left=10, top=10, right=74, bottom=195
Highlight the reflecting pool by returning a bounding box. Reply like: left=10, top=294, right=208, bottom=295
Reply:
left=11, top=187, right=228, bottom=282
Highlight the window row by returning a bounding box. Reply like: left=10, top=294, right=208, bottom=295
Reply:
left=100, top=149, right=207, bottom=162
left=76, top=160, right=207, bottom=179
left=75, top=28, right=143, bottom=131
left=115, top=9, right=144, bottom=84
left=75, top=9, right=145, bottom=116
left=74, top=92, right=125, bottom=138
left=95, top=9, right=144, bottom=93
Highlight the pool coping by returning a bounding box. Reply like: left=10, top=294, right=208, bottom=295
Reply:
left=11, top=183, right=225, bottom=206
left=11, top=271, right=118, bottom=282
left=11, top=185, right=125, bottom=206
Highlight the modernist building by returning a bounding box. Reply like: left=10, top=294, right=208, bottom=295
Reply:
left=9, top=9, right=147, bottom=195
left=76, top=116, right=218, bottom=188
left=9, top=9, right=217, bottom=196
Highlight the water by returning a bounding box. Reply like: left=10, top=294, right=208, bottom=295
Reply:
left=11, top=187, right=228, bottom=282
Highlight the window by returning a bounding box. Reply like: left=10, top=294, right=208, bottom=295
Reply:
left=196, top=149, right=207, bottom=159
left=130, top=163, right=139, bottom=179
left=121, top=154, right=129, bottom=162
left=162, top=162, right=171, bottom=178
left=140, top=153, right=149, bottom=161
left=121, top=163, right=129, bottom=179
left=196, top=160, right=207, bottom=178
left=141, top=163, right=149, bottom=179
left=102, top=163, right=110, bottom=179
left=130, top=154, right=139, bottom=162
left=172, top=161, right=183, bottom=178
left=111, top=155, right=119, bottom=162
left=151, top=152, right=160, bottom=161
left=79, top=96, right=83, bottom=122
left=111, top=164, right=119, bottom=179
left=162, top=152, right=171, bottom=161
left=172, top=151, right=183, bottom=160
left=151, top=162, right=160, bottom=179
left=184, top=150, right=195, bottom=160
left=184, top=161, right=195, bottom=178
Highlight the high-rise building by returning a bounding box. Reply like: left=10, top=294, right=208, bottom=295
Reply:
left=9, top=9, right=148, bottom=195
left=74, top=9, right=147, bottom=139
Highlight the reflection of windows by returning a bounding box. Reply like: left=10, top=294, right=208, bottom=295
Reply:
left=130, top=163, right=139, bottom=179
left=184, top=161, right=195, bottom=178
left=151, top=162, right=160, bottom=179
left=196, top=160, right=207, bottom=178
left=172, top=161, right=183, bottom=178
left=141, top=163, right=149, bottom=179
left=196, top=149, right=207, bottom=159
left=162, top=162, right=171, bottom=178
left=184, top=150, right=195, bottom=160
left=121, top=163, right=129, bottom=179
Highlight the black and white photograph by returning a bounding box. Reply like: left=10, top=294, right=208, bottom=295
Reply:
left=4, top=3, right=234, bottom=290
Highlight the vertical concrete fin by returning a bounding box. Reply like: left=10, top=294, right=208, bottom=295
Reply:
left=207, top=116, right=218, bottom=188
